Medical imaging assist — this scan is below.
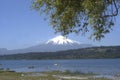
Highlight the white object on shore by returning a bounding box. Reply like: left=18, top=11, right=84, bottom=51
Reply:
left=21, top=74, right=24, bottom=76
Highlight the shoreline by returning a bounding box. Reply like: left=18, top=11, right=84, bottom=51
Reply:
left=0, top=70, right=120, bottom=80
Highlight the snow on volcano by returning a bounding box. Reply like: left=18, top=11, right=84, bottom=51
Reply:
left=46, top=35, right=80, bottom=45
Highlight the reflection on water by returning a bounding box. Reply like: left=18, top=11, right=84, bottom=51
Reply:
left=0, top=59, right=120, bottom=75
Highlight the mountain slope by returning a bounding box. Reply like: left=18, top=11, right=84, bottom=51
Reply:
left=0, top=35, right=92, bottom=55
left=15, top=35, right=92, bottom=53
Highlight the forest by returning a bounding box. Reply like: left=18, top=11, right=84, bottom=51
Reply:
left=0, top=46, right=120, bottom=60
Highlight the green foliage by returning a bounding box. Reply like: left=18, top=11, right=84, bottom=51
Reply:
left=32, top=0, right=120, bottom=40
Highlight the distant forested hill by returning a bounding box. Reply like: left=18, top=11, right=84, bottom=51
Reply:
left=0, top=46, right=120, bottom=60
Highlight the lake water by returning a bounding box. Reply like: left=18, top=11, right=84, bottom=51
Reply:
left=0, top=59, right=120, bottom=75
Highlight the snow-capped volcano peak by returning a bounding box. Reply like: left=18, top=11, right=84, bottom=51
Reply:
left=46, top=35, right=80, bottom=45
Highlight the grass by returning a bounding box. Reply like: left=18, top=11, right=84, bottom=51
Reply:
left=0, top=70, right=112, bottom=80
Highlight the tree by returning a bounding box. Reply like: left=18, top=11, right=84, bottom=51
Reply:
left=32, top=0, right=120, bottom=40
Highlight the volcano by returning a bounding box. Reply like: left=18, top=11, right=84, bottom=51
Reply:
left=0, top=35, right=92, bottom=55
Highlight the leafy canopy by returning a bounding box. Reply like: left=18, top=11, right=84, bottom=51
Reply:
left=32, top=0, right=120, bottom=40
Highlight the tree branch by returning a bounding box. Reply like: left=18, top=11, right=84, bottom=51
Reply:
left=104, top=0, right=118, bottom=17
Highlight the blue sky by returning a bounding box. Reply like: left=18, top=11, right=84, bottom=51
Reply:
left=0, top=0, right=120, bottom=50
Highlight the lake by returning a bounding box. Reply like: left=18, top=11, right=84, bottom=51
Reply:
left=0, top=59, right=120, bottom=75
